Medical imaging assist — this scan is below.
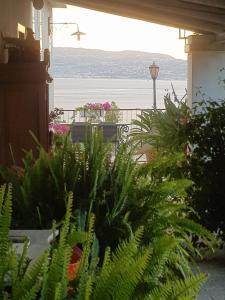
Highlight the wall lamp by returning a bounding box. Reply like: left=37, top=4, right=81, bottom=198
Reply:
left=48, top=18, right=86, bottom=41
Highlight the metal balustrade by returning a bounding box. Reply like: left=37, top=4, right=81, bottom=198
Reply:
left=54, top=108, right=165, bottom=163
left=55, top=108, right=164, bottom=128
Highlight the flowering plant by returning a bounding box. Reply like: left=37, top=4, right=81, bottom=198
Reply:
left=75, top=101, right=113, bottom=123
left=81, top=101, right=112, bottom=111
left=49, top=123, right=70, bottom=135
left=49, top=107, right=64, bottom=124
left=49, top=108, right=71, bottom=147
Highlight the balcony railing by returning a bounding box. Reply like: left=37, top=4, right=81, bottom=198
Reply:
left=53, top=108, right=165, bottom=163
left=55, top=108, right=164, bottom=129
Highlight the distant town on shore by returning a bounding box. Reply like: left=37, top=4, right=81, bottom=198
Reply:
left=52, top=47, right=187, bottom=80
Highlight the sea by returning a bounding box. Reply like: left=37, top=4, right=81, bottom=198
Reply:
left=54, top=78, right=187, bottom=110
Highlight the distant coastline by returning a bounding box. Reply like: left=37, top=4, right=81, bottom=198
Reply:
left=52, top=48, right=187, bottom=81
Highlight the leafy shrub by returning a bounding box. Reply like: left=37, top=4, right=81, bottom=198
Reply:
left=0, top=132, right=135, bottom=239
left=104, top=101, right=121, bottom=123
left=130, top=94, right=190, bottom=154
left=0, top=185, right=207, bottom=299
left=187, top=100, right=225, bottom=235
left=0, top=131, right=215, bottom=260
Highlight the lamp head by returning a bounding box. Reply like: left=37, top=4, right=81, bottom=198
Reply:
left=149, top=62, right=159, bottom=80
left=71, top=26, right=86, bottom=41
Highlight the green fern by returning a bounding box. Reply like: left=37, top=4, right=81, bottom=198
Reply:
left=0, top=184, right=12, bottom=298
left=130, top=94, right=190, bottom=154
left=0, top=184, right=208, bottom=300
left=147, top=273, right=206, bottom=300
left=40, top=193, right=73, bottom=300
left=92, top=228, right=150, bottom=300
left=0, top=185, right=48, bottom=300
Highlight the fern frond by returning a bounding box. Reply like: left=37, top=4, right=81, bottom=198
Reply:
left=18, top=279, right=41, bottom=300
left=146, top=236, right=178, bottom=287
left=77, top=214, right=95, bottom=276
left=148, top=273, right=206, bottom=300
left=0, top=185, right=12, bottom=296
left=53, top=283, right=63, bottom=300
left=93, top=228, right=150, bottom=300
left=17, top=239, right=30, bottom=278
left=14, top=251, right=48, bottom=299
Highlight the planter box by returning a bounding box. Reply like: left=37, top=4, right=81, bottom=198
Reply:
left=99, top=123, right=118, bottom=142
left=71, top=123, right=119, bottom=143
left=10, top=229, right=51, bottom=260
left=71, top=123, right=92, bottom=142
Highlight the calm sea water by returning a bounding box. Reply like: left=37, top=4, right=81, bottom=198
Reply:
left=54, top=78, right=187, bottom=110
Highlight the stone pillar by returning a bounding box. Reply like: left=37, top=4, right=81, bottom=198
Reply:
left=33, top=0, right=63, bottom=112
left=186, top=34, right=225, bottom=107
left=42, top=1, right=54, bottom=111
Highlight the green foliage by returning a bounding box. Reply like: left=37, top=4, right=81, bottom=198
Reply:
left=92, top=228, right=149, bottom=300
left=0, top=132, right=136, bottom=253
left=187, top=100, right=225, bottom=235
left=0, top=184, right=12, bottom=297
left=0, top=122, right=216, bottom=300
left=104, top=101, right=121, bottom=123
left=130, top=94, right=190, bottom=154
left=147, top=273, right=206, bottom=300
left=74, top=227, right=206, bottom=300
left=0, top=185, right=206, bottom=300
left=0, top=185, right=84, bottom=300
left=0, top=130, right=215, bottom=260
left=0, top=184, right=47, bottom=300
left=40, top=193, right=73, bottom=299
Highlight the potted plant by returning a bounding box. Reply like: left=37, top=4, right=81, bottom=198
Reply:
left=75, top=101, right=113, bottom=123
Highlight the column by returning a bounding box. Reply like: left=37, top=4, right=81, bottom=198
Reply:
left=186, top=34, right=225, bottom=107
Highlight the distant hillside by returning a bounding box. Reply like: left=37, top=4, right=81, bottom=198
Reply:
left=52, top=47, right=187, bottom=80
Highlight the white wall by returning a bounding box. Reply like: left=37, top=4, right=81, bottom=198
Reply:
left=43, top=1, right=54, bottom=112
left=33, top=1, right=56, bottom=111
left=188, top=51, right=225, bottom=106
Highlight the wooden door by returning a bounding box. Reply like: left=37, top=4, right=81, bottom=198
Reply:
left=0, top=63, right=49, bottom=166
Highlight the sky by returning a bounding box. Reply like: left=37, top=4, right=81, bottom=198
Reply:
left=53, top=5, right=188, bottom=60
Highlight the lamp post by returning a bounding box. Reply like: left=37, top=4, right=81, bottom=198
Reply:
left=149, top=62, right=159, bottom=110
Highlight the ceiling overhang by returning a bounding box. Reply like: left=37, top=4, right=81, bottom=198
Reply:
left=51, top=0, right=225, bottom=35
left=49, top=0, right=67, bottom=8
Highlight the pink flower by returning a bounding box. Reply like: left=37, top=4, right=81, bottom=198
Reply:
left=49, top=124, right=70, bottom=134
left=85, top=103, right=102, bottom=110
left=83, top=102, right=112, bottom=111
left=102, top=102, right=112, bottom=110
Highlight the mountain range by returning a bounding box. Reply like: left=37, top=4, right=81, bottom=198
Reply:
left=52, top=47, right=187, bottom=80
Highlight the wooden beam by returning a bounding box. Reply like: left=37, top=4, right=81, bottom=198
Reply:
left=61, top=0, right=225, bottom=33
left=181, top=0, right=225, bottom=9
left=117, top=0, right=225, bottom=26
left=216, top=32, right=225, bottom=42
left=127, top=0, right=225, bottom=15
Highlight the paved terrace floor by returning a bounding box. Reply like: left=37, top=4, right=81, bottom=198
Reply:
left=198, top=259, right=225, bottom=300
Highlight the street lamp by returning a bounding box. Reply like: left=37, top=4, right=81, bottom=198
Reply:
left=149, top=62, right=159, bottom=110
